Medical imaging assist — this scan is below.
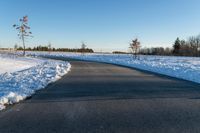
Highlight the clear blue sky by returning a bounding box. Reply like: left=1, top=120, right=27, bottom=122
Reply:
left=0, top=0, right=200, bottom=52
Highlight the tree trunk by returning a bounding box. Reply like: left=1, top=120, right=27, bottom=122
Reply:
left=22, top=35, right=25, bottom=56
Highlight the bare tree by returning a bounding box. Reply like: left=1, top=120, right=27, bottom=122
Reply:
left=129, top=38, right=141, bottom=59
left=81, top=42, right=87, bottom=49
left=81, top=42, right=87, bottom=55
left=188, top=35, right=200, bottom=56
left=13, top=16, right=32, bottom=56
left=48, top=42, right=52, bottom=54
left=14, top=44, right=18, bottom=51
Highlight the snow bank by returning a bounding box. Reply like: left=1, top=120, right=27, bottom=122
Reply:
left=0, top=53, right=71, bottom=110
left=0, top=53, right=38, bottom=74
left=28, top=52, right=200, bottom=84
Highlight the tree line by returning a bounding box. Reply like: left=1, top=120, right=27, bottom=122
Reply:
left=114, top=35, right=200, bottom=58
left=139, top=47, right=172, bottom=56
left=16, top=45, right=94, bottom=53
left=172, top=35, right=200, bottom=56
left=139, top=35, right=200, bottom=57
left=13, top=16, right=200, bottom=57
left=13, top=16, right=94, bottom=55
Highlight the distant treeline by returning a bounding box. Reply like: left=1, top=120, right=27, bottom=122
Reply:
left=112, top=51, right=127, bottom=54
left=139, top=47, right=172, bottom=56
left=113, top=48, right=173, bottom=55
left=16, top=45, right=94, bottom=53
left=15, top=34, right=200, bottom=57
left=172, top=35, right=200, bottom=57
left=140, top=35, right=200, bottom=57
left=113, top=34, right=200, bottom=57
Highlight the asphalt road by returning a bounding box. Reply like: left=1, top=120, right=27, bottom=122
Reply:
left=1, top=58, right=200, bottom=133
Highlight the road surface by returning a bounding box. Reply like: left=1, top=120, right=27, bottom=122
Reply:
left=1, top=58, right=200, bottom=133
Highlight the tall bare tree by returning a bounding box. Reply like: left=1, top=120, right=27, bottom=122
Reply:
left=48, top=42, right=52, bottom=54
left=81, top=42, right=87, bottom=55
left=13, top=16, right=32, bottom=56
left=188, top=35, right=200, bottom=56
left=81, top=42, right=87, bottom=49
left=129, top=38, right=141, bottom=59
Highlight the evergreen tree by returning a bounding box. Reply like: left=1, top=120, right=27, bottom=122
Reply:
left=173, top=38, right=181, bottom=55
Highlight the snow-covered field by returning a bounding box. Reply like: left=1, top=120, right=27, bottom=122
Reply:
left=29, top=52, right=200, bottom=84
left=0, top=53, right=71, bottom=110
left=0, top=54, right=42, bottom=74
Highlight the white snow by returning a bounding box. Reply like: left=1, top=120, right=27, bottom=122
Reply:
left=0, top=53, right=71, bottom=110
left=0, top=54, right=38, bottom=74
left=28, top=52, right=200, bottom=84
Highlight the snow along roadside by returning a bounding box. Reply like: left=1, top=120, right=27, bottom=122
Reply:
left=0, top=60, right=71, bottom=110
left=27, top=52, right=200, bottom=84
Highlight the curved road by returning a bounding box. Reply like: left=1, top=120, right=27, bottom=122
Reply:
left=1, top=58, right=200, bottom=133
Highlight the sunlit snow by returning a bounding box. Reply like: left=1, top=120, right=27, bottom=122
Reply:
left=29, top=52, right=200, bottom=84
left=0, top=53, right=71, bottom=110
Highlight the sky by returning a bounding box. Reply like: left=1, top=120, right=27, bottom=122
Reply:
left=0, top=0, right=200, bottom=52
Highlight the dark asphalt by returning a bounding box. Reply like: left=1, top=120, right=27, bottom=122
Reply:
left=1, top=58, right=200, bottom=133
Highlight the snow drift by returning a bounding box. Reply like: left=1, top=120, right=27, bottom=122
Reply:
left=0, top=54, right=71, bottom=110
